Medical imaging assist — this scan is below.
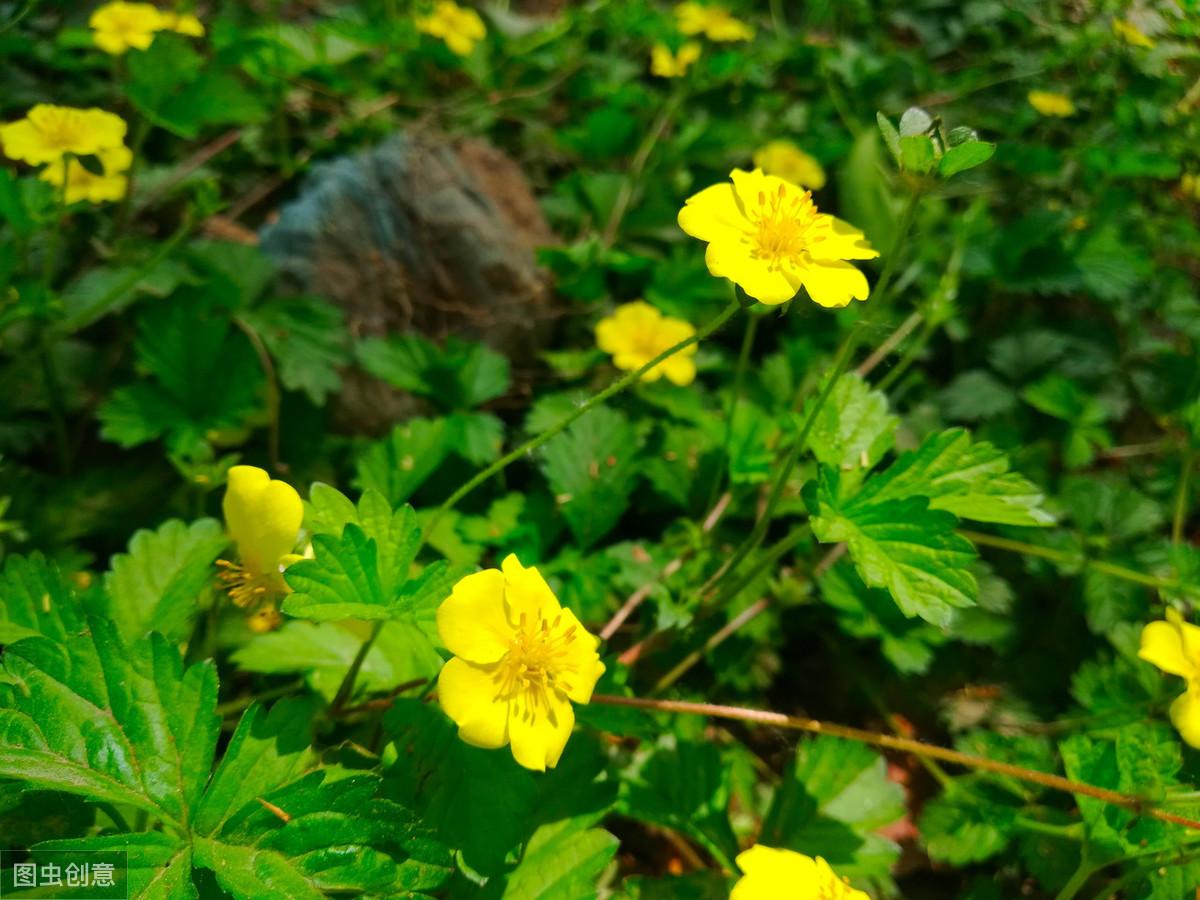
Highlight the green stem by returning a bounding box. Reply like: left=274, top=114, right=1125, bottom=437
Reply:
left=1052, top=858, right=1094, bottom=900
left=97, top=802, right=133, bottom=833
left=333, top=298, right=744, bottom=712
left=426, top=298, right=742, bottom=537
left=961, top=529, right=1200, bottom=598
left=1172, top=447, right=1194, bottom=546
left=704, top=302, right=758, bottom=512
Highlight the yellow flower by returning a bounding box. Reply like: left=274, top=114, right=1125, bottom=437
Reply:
left=651, top=42, right=701, bottom=78
left=0, top=105, right=127, bottom=166
left=1181, top=174, right=1200, bottom=201
left=1113, top=17, right=1154, bottom=48
left=732, top=846, right=868, bottom=900
left=752, top=140, right=826, bottom=190
left=1027, top=90, right=1075, bottom=118
left=678, top=168, right=878, bottom=307
left=217, top=465, right=304, bottom=608
left=416, top=1, right=486, bottom=57
left=159, top=11, right=204, bottom=36
left=1139, top=609, right=1200, bottom=747
left=674, top=2, right=754, bottom=42
left=436, top=554, right=606, bottom=771
left=595, top=301, right=698, bottom=386
left=38, top=144, right=132, bottom=205
left=89, top=2, right=166, bottom=54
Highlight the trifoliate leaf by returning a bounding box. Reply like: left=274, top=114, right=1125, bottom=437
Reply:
left=856, top=428, right=1054, bottom=527
left=760, top=736, right=905, bottom=884
left=103, top=517, right=227, bottom=642
left=810, top=466, right=978, bottom=627
left=540, top=406, right=642, bottom=548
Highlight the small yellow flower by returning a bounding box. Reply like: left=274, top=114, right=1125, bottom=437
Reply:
left=89, top=2, right=166, bottom=54
left=159, top=10, right=204, bottom=36
left=436, top=554, right=606, bottom=771
left=753, top=140, right=826, bottom=190
left=1113, top=17, right=1154, bottom=48
left=674, top=2, right=754, bottom=42
left=217, top=465, right=303, bottom=608
left=38, top=144, right=132, bottom=205
left=732, top=846, right=868, bottom=900
left=678, top=168, right=878, bottom=307
left=1139, top=609, right=1200, bottom=747
left=1027, top=90, right=1075, bottom=118
left=651, top=42, right=701, bottom=78
left=416, top=1, right=486, bottom=57
left=0, top=105, right=127, bottom=166
left=595, top=301, right=698, bottom=386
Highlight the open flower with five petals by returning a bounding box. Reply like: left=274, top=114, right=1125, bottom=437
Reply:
left=651, top=42, right=701, bottom=78
left=678, top=168, right=878, bottom=307
left=217, top=465, right=304, bottom=610
left=674, top=2, right=754, bottom=42
left=731, top=846, right=868, bottom=900
left=0, top=105, right=127, bottom=166
left=437, top=554, right=606, bottom=771
left=416, top=1, right=486, bottom=57
left=1139, top=609, right=1200, bottom=747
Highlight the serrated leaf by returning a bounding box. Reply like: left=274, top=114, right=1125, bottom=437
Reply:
left=619, top=739, right=739, bottom=869
left=919, top=784, right=1018, bottom=865
left=355, top=417, right=451, bottom=506
left=810, top=466, right=978, bottom=627
left=242, top=296, right=349, bottom=405
left=856, top=428, right=1053, bottom=527
left=501, top=816, right=618, bottom=900
left=0, top=554, right=87, bottom=645
left=760, top=736, right=905, bottom=883
left=282, top=525, right=386, bottom=620
left=357, top=334, right=511, bottom=410
left=802, top=372, right=897, bottom=474
left=384, top=699, right=539, bottom=875
left=103, top=518, right=227, bottom=642
left=541, top=407, right=642, bottom=548
left=938, top=141, right=996, bottom=178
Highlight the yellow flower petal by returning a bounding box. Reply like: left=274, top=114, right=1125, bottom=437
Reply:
left=222, top=465, right=303, bottom=577
left=704, top=240, right=797, bottom=305
left=508, top=692, right=575, bottom=771
left=677, top=182, right=745, bottom=245
left=437, top=656, right=510, bottom=748
left=662, top=355, right=697, bottom=387
left=436, top=567, right=511, bottom=664
left=501, top=553, right=561, bottom=625
left=594, top=301, right=697, bottom=384
left=1027, top=90, right=1075, bottom=118
left=89, top=2, right=166, bottom=55
left=0, top=105, right=127, bottom=165
left=732, top=846, right=868, bottom=900
left=1140, top=619, right=1193, bottom=678
left=417, top=0, right=486, bottom=57
left=799, top=259, right=871, bottom=308
left=808, top=217, right=879, bottom=262
left=1171, top=687, right=1200, bottom=748
left=753, top=140, right=826, bottom=190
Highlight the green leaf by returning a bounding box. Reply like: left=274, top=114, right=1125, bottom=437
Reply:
left=357, top=334, right=511, bottom=411
left=875, top=112, right=902, bottom=164
left=232, top=620, right=443, bottom=702
left=98, top=293, right=263, bottom=454
left=355, top=417, right=452, bottom=505
left=760, top=736, right=905, bottom=884
left=810, top=466, right=978, bottom=626
left=384, top=699, right=539, bottom=875
left=282, top=525, right=385, bottom=620
left=0, top=620, right=219, bottom=824
left=938, top=141, right=996, bottom=178
left=541, top=407, right=642, bottom=548
left=802, top=372, right=897, bottom=475
left=103, top=518, right=227, bottom=642
left=0, top=554, right=87, bottom=645
left=501, top=816, right=618, bottom=900
left=619, top=739, right=739, bottom=870
left=919, top=784, right=1018, bottom=865
left=899, top=135, right=937, bottom=174
left=242, top=297, right=349, bottom=405
left=898, top=106, right=934, bottom=137
left=855, top=428, right=1054, bottom=527
left=34, top=833, right=194, bottom=899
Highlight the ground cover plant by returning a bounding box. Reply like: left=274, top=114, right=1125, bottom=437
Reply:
left=1, top=1, right=1199, bottom=897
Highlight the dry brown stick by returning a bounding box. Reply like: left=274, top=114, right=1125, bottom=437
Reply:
left=592, top=694, right=1200, bottom=833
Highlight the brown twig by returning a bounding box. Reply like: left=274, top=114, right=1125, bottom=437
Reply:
left=591, top=695, right=1200, bottom=832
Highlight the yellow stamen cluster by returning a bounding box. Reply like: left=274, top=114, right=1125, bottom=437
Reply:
left=749, top=183, right=821, bottom=269
left=493, top=611, right=580, bottom=714
left=215, top=558, right=277, bottom=608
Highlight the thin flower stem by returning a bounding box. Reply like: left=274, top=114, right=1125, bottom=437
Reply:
left=332, top=299, right=745, bottom=713
left=704, top=302, right=758, bottom=512
left=961, top=529, right=1200, bottom=598
left=590, top=694, right=1200, bottom=832
left=234, top=317, right=284, bottom=474
left=1172, top=447, right=1194, bottom=546
left=1052, top=859, right=1095, bottom=900
left=425, top=298, right=742, bottom=538
left=855, top=309, right=922, bottom=378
